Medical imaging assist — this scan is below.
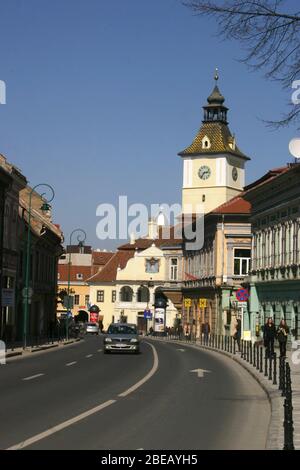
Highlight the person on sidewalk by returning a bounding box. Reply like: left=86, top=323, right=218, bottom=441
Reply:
left=233, top=317, right=241, bottom=352
left=277, top=319, right=289, bottom=358
left=263, top=317, right=276, bottom=358
left=203, top=321, right=210, bottom=345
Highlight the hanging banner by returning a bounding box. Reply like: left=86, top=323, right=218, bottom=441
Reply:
left=154, top=308, right=165, bottom=332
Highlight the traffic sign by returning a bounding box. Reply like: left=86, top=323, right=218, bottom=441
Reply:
left=235, top=289, right=249, bottom=302
left=184, top=298, right=192, bottom=308
left=22, top=287, right=33, bottom=299
left=144, top=309, right=152, bottom=320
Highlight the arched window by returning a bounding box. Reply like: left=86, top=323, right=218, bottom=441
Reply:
left=120, top=286, right=133, bottom=302
left=137, top=286, right=150, bottom=303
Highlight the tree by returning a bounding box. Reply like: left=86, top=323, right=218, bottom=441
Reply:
left=184, top=1, right=300, bottom=127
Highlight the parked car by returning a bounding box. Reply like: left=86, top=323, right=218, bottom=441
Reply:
left=103, top=323, right=140, bottom=354
left=85, top=322, right=100, bottom=335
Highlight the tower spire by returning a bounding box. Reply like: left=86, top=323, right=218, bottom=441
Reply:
left=214, top=67, right=219, bottom=83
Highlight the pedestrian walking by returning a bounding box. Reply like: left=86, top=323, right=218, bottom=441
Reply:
left=203, top=321, right=210, bottom=345
left=233, top=317, right=241, bottom=352
left=263, top=317, right=276, bottom=358
left=277, top=319, right=289, bottom=358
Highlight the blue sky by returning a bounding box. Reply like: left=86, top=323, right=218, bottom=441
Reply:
left=0, top=0, right=298, bottom=249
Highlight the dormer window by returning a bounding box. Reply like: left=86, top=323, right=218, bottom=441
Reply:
left=202, top=136, right=211, bottom=149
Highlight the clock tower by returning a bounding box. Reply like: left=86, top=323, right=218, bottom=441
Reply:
left=179, top=71, right=250, bottom=214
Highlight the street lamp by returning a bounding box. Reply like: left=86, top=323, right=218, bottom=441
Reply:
left=66, top=229, right=87, bottom=340
left=23, top=183, right=55, bottom=349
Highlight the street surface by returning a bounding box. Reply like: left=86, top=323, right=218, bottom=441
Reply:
left=0, top=336, right=270, bottom=450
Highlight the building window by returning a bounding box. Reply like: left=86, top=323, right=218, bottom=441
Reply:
left=97, top=290, right=104, bottom=302
left=85, top=295, right=90, bottom=306
left=76, top=273, right=83, bottom=280
left=234, top=249, right=251, bottom=275
left=74, top=295, right=80, bottom=305
left=137, top=286, right=150, bottom=303
left=112, top=290, right=116, bottom=303
left=145, top=258, right=159, bottom=273
left=170, top=258, right=178, bottom=281
left=120, top=286, right=133, bottom=302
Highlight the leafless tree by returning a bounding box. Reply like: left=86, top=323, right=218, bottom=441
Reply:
left=183, top=0, right=300, bottom=127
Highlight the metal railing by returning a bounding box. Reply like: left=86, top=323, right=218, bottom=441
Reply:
left=155, top=331, right=294, bottom=451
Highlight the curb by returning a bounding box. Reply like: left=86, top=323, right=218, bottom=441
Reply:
left=5, top=338, right=82, bottom=360
left=30, top=344, right=59, bottom=353
left=151, top=338, right=283, bottom=450
left=6, top=351, right=23, bottom=358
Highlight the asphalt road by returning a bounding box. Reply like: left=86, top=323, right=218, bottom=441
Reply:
left=0, top=336, right=270, bottom=450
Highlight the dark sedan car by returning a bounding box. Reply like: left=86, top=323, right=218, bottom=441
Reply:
left=103, top=323, right=140, bottom=354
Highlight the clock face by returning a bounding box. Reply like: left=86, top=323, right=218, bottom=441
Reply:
left=232, top=167, right=238, bottom=181
left=198, top=165, right=211, bottom=180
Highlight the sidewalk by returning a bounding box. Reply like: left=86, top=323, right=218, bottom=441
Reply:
left=153, top=336, right=300, bottom=450
left=5, top=338, right=81, bottom=359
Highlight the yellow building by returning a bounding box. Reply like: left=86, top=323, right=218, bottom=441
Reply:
left=88, top=221, right=183, bottom=333
left=87, top=251, right=134, bottom=330
left=57, top=247, right=113, bottom=320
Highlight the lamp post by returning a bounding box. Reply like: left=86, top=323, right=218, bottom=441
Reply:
left=23, top=183, right=55, bottom=349
left=66, top=229, right=87, bottom=340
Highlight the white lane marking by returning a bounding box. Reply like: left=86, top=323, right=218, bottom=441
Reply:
left=66, top=362, right=77, bottom=367
left=7, top=399, right=116, bottom=450
left=85, top=354, right=93, bottom=358
left=97, top=349, right=102, bottom=352
left=190, top=368, right=211, bottom=378
left=177, top=349, right=185, bottom=352
left=9, top=341, right=158, bottom=450
left=22, top=373, right=44, bottom=381
left=118, top=342, right=158, bottom=398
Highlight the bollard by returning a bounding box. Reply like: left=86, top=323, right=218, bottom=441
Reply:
left=269, top=355, right=273, bottom=381
left=253, top=343, right=256, bottom=368
left=260, top=347, right=263, bottom=374
left=230, top=336, right=233, bottom=354
left=256, top=345, right=259, bottom=371
left=246, top=341, right=249, bottom=362
left=264, top=352, right=268, bottom=377
left=281, top=358, right=286, bottom=397
left=273, top=353, right=277, bottom=385
left=233, top=337, right=236, bottom=355
left=283, top=364, right=295, bottom=451
left=221, top=335, right=224, bottom=350
left=249, top=341, right=252, bottom=364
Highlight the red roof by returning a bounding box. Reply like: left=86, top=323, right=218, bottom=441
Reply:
left=92, top=251, right=114, bottom=265
left=87, top=251, right=134, bottom=283
left=58, top=265, right=91, bottom=282
left=244, top=166, right=289, bottom=192
left=118, top=226, right=182, bottom=250
left=210, top=193, right=251, bottom=215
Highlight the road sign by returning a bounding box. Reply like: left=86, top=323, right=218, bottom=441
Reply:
left=199, top=298, right=207, bottom=308
left=184, top=298, right=192, bottom=308
left=2, top=288, right=15, bottom=307
left=235, top=289, right=249, bottom=302
left=22, top=287, right=33, bottom=299
left=143, top=309, right=152, bottom=320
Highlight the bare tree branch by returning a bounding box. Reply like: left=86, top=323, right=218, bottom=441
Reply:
left=183, top=0, right=300, bottom=128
